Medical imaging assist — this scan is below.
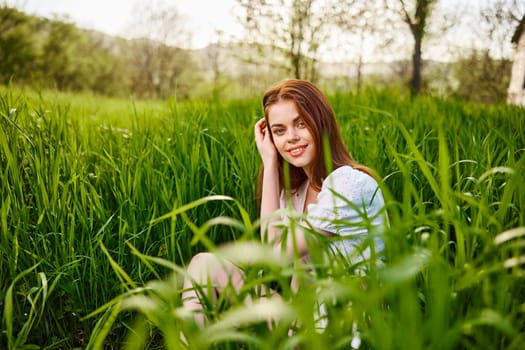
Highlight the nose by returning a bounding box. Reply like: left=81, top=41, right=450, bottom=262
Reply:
left=287, top=127, right=300, bottom=142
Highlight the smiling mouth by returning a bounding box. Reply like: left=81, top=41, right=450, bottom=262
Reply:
left=288, top=145, right=307, bottom=156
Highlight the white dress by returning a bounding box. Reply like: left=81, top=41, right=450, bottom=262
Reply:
left=279, top=165, right=387, bottom=263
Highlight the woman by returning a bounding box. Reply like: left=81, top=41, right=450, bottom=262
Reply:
left=181, top=79, right=387, bottom=326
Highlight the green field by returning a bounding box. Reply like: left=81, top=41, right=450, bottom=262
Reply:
left=1, top=87, right=524, bottom=349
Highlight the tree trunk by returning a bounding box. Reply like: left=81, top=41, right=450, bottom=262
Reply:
left=402, top=0, right=433, bottom=96
left=356, top=54, right=363, bottom=92
left=411, top=33, right=422, bottom=96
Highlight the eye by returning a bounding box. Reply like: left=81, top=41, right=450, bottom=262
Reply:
left=297, top=119, right=306, bottom=128
left=272, top=128, right=285, bottom=136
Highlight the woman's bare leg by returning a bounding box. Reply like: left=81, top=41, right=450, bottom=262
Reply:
left=181, top=252, right=245, bottom=326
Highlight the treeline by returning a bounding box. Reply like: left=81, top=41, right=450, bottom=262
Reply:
left=0, top=6, right=201, bottom=100
left=0, top=5, right=517, bottom=103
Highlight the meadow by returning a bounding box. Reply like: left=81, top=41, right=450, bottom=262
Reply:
left=0, top=86, right=524, bottom=349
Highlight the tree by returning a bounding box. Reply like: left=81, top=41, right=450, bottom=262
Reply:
left=478, top=0, right=525, bottom=58
left=81, top=32, right=132, bottom=97
left=40, top=19, right=88, bottom=90
left=235, top=0, right=335, bottom=82
left=331, top=0, right=398, bottom=91
left=396, top=0, right=437, bottom=96
left=445, top=0, right=525, bottom=103
left=452, top=50, right=512, bottom=104
left=0, top=6, right=37, bottom=84
left=125, top=1, right=196, bottom=99
left=205, top=31, right=228, bottom=101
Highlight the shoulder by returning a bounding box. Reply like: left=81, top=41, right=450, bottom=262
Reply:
left=307, top=165, right=387, bottom=234
left=322, top=166, right=380, bottom=196
left=326, top=165, right=373, bottom=181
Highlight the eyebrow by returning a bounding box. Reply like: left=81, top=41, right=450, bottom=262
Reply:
left=270, top=116, right=302, bottom=128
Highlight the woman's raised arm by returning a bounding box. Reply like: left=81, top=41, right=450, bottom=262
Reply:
left=254, top=118, right=281, bottom=243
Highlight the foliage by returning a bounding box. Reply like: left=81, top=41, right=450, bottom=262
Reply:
left=0, top=5, right=199, bottom=100
left=2, top=3, right=522, bottom=104
left=0, top=85, right=524, bottom=349
left=451, top=50, right=512, bottom=104
left=0, top=6, right=38, bottom=85
left=235, top=0, right=338, bottom=82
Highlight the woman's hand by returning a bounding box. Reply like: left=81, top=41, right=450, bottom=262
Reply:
left=254, top=118, right=278, bottom=167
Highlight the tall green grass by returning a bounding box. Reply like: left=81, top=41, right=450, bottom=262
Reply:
left=0, top=86, right=524, bottom=349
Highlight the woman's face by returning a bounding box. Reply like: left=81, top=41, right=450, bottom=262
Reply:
left=267, top=99, right=316, bottom=172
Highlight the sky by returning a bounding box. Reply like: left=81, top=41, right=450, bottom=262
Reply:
left=7, top=0, right=242, bottom=49
left=6, top=0, right=520, bottom=62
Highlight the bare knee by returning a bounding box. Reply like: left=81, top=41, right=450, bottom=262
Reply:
left=186, top=251, right=243, bottom=289
left=185, top=252, right=222, bottom=282
left=188, top=252, right=215, bottom=266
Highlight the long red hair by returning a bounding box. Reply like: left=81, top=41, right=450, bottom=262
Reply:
left=256, top=79, right=373, bottom=203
